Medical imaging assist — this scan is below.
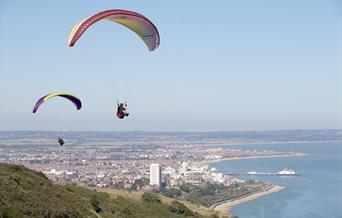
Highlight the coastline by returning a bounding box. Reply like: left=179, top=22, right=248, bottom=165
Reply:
left=205, top=153, right=307, bottom=164
left=212, top=185, right=285, bottom=214
left=205, top=152, right=297, bottom=215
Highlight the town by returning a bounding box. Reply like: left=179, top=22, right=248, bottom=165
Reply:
left=0, top=131, right=311, bottom=190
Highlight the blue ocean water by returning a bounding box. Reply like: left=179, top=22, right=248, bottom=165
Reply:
left=211, top=142, right=342, bottom=218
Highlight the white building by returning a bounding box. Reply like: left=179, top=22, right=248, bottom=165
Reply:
left=150, top=163, right=161, bottom=187
left=43, top=168, right=63, bottom=176
left=163, top=166, right=176, bottom=175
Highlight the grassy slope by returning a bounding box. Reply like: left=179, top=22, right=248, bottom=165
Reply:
left=98, top=188, right=231, bottom=218
left=0, top=163, right=96, bottom=218
left=0, top=163, right=231, bottom=218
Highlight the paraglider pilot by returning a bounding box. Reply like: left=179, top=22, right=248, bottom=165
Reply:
left=58, top=137, right=65, bottom=146
left=117, top=102, right=129, bottom=119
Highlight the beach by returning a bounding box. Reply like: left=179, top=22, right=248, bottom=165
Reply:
left=206, top=153, right=307, bottom=164
left=212, top=185, right=285, bottom=214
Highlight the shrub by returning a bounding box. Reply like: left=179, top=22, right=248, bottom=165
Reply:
left=162, top=188, right=182, bottom=198
left=141, top=192, right=161, bottom=203
left=168, top=200, right=194, bottom=217
left=90, top=194, right=101, bottom=213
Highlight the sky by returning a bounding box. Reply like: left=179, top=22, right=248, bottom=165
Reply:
left=1, top=0, right=341, bottom=131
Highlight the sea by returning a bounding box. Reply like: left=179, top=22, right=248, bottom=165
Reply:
left=211, top=142, right=342, bottom=218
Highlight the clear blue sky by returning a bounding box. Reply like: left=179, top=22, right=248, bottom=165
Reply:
left=1, top=0, right=341, bottom=131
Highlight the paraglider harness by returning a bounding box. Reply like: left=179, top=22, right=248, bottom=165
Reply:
left=117, top=101, right=129, bottom=119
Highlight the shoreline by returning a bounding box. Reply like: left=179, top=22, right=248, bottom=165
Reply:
left=212, top=185, right=285, bottom=214
left=205, top=153, right=307, bottom=164
left=205, top=153, right=294, bottom=215
left=216, top=140, right=342, bottom=146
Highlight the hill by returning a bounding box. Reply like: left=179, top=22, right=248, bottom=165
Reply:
left=1, top=129, right=341, bottom=144
left=0, top=163, right=232, bottom=218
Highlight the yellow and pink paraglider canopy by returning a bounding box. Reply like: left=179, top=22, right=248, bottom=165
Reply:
left=68, top=9, right=160, bottom=51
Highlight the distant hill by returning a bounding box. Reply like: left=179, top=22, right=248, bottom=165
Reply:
left=0, top=163, right=230, bottom=218
left=1, top=129, right=341, bottom=143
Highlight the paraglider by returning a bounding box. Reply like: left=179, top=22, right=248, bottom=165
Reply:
left=67, top=10, right=161, bottom=123
left=117, top=101, right=129, bottom=119
left=33, top=92, right=82, bottom=145
left=58, top=137, right=65, bottom=146
left=68, top=9, right=160, bottom=51
left=33, top=92, right=82, bottom=113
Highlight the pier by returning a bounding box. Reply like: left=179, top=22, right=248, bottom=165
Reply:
left=227, top=173, right=300, bottom=176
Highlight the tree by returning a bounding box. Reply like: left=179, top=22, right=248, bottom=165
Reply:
left=179, top=183, right=193, bottom=193
left=162, top=188, right=182, bottom=198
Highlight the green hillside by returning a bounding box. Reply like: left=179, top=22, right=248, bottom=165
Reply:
left=0, top=163, right=230, bottom=218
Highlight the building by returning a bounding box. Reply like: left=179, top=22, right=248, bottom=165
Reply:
left=150, top=163, right=161, bottom=187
